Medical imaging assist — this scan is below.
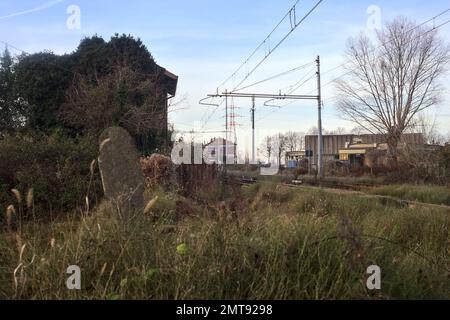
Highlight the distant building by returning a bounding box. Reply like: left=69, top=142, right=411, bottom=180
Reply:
left=285, top=151, right=306, bottom=169
left=305, top=134, right=354, bottom=166
left=203, top=138, right=237, bottom=164
left=338, top=142, right=387, bottom=167
left=305, top=133, right=424, bottom=167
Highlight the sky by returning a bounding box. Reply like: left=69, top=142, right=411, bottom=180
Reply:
left=1, top=0, right=449, bottom=154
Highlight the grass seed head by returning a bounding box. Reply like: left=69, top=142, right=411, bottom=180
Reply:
left=6, top=205, right=16, bottom=229
left=11, top=189, right=22, bottom=204
left=90, top=160, right=96, bottom=176
left=144, top=196, right=159, bottom=214
left=26, top=188, right=34, bottom=209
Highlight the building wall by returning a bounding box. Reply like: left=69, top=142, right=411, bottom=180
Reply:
left=305, top=133, right=424, bottom=166
left=305, top=135, right=354, bottom=166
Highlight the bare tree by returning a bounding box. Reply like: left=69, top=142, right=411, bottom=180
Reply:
left=351, top=126, right=368, bottom=135
left=285, top=131, right=305, bottom=151
left=177, top=129, right=196, bottom=145
left=168, top=92, right=189, bottom=114
left=60, top=65, right=168, bottom=136
left=273, top=133, right=287, bottom=166
left=307, top=126, right=324, bottom=135
left=261, top=136, right=273, bottom=163
left=307, top=126, right=346, bottom=136
left=335, top=17, right=449, bottom=162
left=407, top=111, right=445, bottom=145
left=328, top=127, right=349, bottom=135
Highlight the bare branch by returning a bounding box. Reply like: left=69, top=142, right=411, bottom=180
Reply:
left=335, top=17, right=450, bottom=160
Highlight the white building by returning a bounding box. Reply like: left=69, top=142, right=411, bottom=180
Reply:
left=203, top=138, right=237, bottom=164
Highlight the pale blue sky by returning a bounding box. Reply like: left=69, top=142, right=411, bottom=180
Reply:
left=1, top=0, right=449, bottom=149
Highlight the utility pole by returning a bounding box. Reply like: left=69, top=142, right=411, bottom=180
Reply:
left=251, top=96, right=256, bottom=164
left=224, top=92, right=228, bottom=171
left=208, top=92, right=319, bottom=169
left=225, top=91, right=228, bottom=142
left=229, top=98, right=242, bottom=164
left=206, top=56, right=324, bottom=174
left=316, top=56, right=323, bottom=179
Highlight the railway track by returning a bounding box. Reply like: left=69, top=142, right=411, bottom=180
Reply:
left=280, top=181, right=450, bottom=210
left=235, top=176, right=449, bottom=210
left=237, top=176, right=381, bottom=191
left=285, top=180, right=382, bottom=192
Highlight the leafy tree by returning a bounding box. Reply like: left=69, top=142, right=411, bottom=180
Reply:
left=71, top=34, right=158, bottom=83
left=14, top=52, right=73, bottom=130
left=11, top=34, right=172, bottom=153
left=0, top=47, right=27, bottom=135
left=71, top=35, right=108, bottom=82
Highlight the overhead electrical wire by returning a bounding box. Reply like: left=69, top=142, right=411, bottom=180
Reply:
left=230, top=0, right=324, bottom=92
left=317, top=17, right=450, bottom=95
left=257, top=76, right=315, bottom=122
left=233, top=60, right=315, bottom=92
left=262, top=66, right=317, bottom=109
left=302, top=8, right=450, bottom=97
left=320, top=8, right=450, bottom=81
left=218, top=0, right=302, bottom=89
left=199, top=0, right=325, bottom=131
left=199, top=0, right=306, bottom=128
left=200, top=98, right=226, bottom=130
left=279, top=65, right=316, bottom=92
left=257, top=9, right=450, bottom=122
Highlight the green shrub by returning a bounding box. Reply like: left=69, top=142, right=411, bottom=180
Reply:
left=0, top=130, right=102, bottom=220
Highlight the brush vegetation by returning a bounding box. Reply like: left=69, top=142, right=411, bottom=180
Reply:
left=0, top=183, right=448, bottom=300
left=369, top=185, right=450, bottom=206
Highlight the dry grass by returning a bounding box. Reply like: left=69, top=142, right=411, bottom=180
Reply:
left=0, top=183, right=448, bottom=300
left=369, top=185, right=450, bottom=206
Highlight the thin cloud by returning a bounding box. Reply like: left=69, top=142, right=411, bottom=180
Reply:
left=0, top=0, right=64, bottom=21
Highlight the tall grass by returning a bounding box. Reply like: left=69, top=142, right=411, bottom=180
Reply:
left=0, top=183, right=448, bottom=300
left=369, top=185, right=450, bottom=206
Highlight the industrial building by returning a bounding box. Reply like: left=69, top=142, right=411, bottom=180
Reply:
left=304, top=133, right=424, bottom=168
left=338, top=142, right=388, bottom=167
